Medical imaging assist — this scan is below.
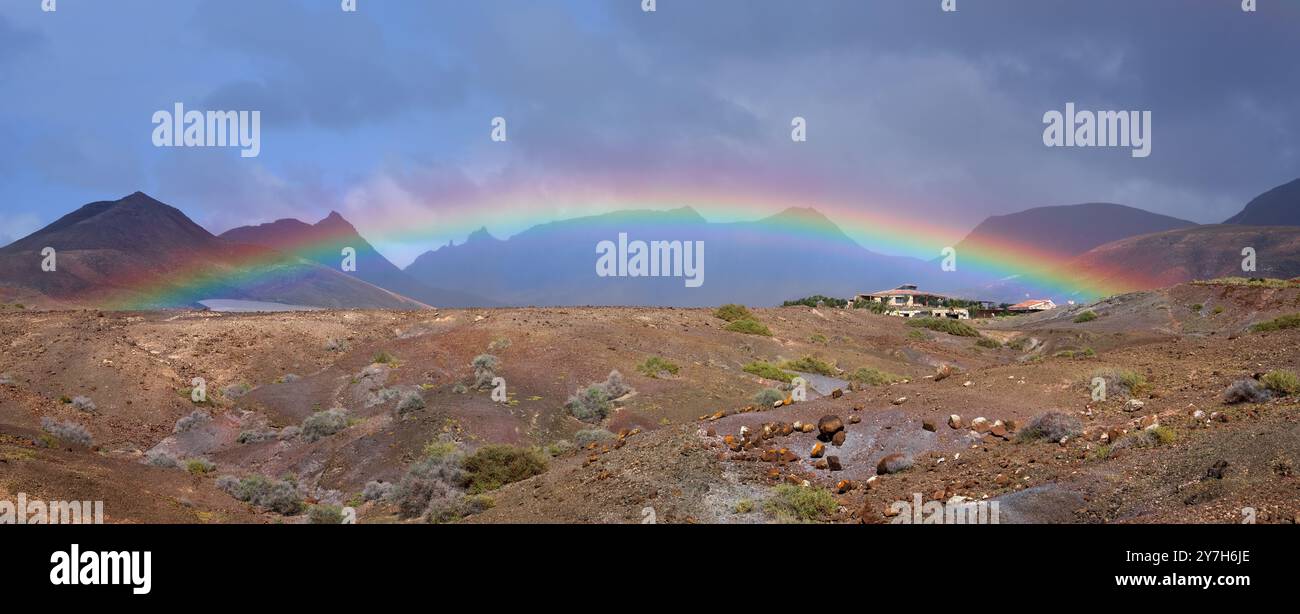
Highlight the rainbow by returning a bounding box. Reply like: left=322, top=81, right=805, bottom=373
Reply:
left=106, top=184, right=1158, bottom=309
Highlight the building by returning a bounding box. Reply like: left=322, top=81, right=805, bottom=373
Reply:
left=856, top=284, right=970, bottom=319
left=1008, top=298, right=1057, bottom=312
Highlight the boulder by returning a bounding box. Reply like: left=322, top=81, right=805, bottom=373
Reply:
left=817, top=415, right=844, bottom=441
left=971, top=417, right=990, bottom=433
left=948, top=414, right=963, bottom=429
left=876, top=453, right=912, bottom=475
left=810, top=442, right=826, bottom=458
left=827, top=456, right=842, bottom=471
left=831, top=430, right=846, bottom=447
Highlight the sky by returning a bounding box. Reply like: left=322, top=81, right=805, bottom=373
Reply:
left=1, top=0, right=1297, bottom=267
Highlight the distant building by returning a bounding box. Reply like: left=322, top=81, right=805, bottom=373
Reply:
left=856, top=284, right=970, bottom=319
left=1008, top=299, right=1057, bottom=312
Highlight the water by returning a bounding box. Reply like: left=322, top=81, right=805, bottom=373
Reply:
left=198, top=299, right=322, bottom=313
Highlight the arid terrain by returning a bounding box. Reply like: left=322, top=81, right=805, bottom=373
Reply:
left=1, top=278, right=1297, bottom=524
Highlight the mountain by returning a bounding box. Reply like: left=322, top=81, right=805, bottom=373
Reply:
left=954, top=203, right=1198, bottom=261
left=1224, top=177, right=1300, bottom=226
left=220, top=212, right=496, bottom=307
left=0, top=192, right=426, bottom=310
left=404, top=206, right=933, bottom=307
left=1065, top=225, right=1300, bottom=290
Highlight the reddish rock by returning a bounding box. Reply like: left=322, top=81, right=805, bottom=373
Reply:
left=827, top=456, right=842, bottom=471
left=810, top=442, right=826, bottom=458
left=876, top=453, right=912, bottom=475
left=831, top=430, right=846, bottom=447
left=831, top=388, right=843, bottom=399
left=817, top=415, right=845, bottom=441
left=922, top=419, right=937, bottom=432
left=948, top=414, right=963, bottom=429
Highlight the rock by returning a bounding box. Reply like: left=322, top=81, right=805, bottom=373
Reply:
left=1204, top=460, right=1229, bottom=480
left=827, top=456, right=842, bottom=471
left=817, top=415, right=844, bottom=441
left=1191, top=409, right=1206, bottom=420
left=811, top=442, right=826, bottom=458
left=848, top=415, right=861, bottom=424
left=760, top=449, right=778, bottom=463
left=994, top=473, right=1011, bottom=486
left=1139, top=415, right=1160, bottom=430
left=971, top=417, right=990, bottom=433
left=922, top=419, right=937, bottom=432
left=836, top=479, right=854, bottom=494
left=814, top=459, right=829, bottom=470
left=891, top=396, right=908, bottom=405
left=831, top=430, right=846, bottom=447
left=962, top=380, right=973, bottom=387
left=864, top=476, right=879, bottom=490
left=935, top=364, right=955, bottom=382
left=1125, top=399, right=1145, bottom=412
left=989, top=423, right=1008, bottom=439
left=831, top=388, right=843, bottom=399
left=948, top=414, right=963, bottom=429
left=801, top=423, right=816, bottom=433
left=773, top=399, right=784, bottom=408
left=792, top=421, right=803, bottom=431
left=876, top=453, right=912, bottom=475
left=779, top=448, right=798, bottom=463
left=1210, top=411, right=1229, bottom=423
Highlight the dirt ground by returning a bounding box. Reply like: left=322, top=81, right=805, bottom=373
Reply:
left=1, top=280, right=1297, bottom=524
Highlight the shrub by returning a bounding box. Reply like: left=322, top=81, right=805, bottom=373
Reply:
left=1224, top=379, right=1271, bottom=404
left=636, top=356, right=680, bottom=378
left=1213, top=306, right=1225, bottom=315
left=752, top=388, right=786, bottom=406
left=849, top=367, right=900, bottom=386
left=237, top=429, right=277, bottom=444
left=395, top=391, right=426, bottom=416
left=907, top=329, right=929, bottom=341
left=782, top=295, right=847, bottom=308
left=975, top=337, right=1002, bottom=349
left=302, top=408, right=349, bottom=442
left=488, top=338, right=512, bottom=352
left=1190, top=303, right=1203, bottom=312
left=565, top=371, right=632, bottom=423
left=724, top=318, right=772, bottom=336
left=1073, top=311, right=1098, bottom=323
left=906, top=318, right=979, bottom=337
left=462, top=444, right=547, bottom=493
left=144, top=450, right=178, bottom=468
left=1090, top=368, right=1148, bottom=398
left=423, top=439, right=460, bottom=460
left=743, top=361, right=795, bottom=383
left=218, top=475, right=303, bottom=515
left=221, top=383, right=252, bottom=399
left=1251, top=313, right=1300, bottom=332
left=185, top=457, right=216, bottom=475
left=40, top=417, right=92, bottom=447
left=1116, top=426, right=1176, bottom=450
left=1007, top=337, right=1029, bottom=351
left=71, top=396, right=96, bottom=413
left=854, top=298, right=890, bottom=314
left=278, top=425, right=302, bottom=440
left=781, top=355, right=837, bottom=376
left=472, top=354, right=500, bottom=389
left=324, top=338, right=349, bottom=352
left=174, top=409, right=211, bottom=434
left=574, top=429, right=615, bottom=447
left=734, top=499, right=755, bottom=514
left=362, top=480, right=394, bottom=502
left=426, top=494, right=495, bottom=524
left=714, top=304, right=753, bottom=322
left=372, top=351, right=396, bottom=364
left=1261, top=370, right=1299, bottom=396
left=566, top=386, right=610, bottom=422
left=393, top=455, right=468, bottom=519
left=763, top=484, right=838, bottom=523
left=308, top=504, right=345, bottom=524
left=1016, top=411, right=1083, bottom=443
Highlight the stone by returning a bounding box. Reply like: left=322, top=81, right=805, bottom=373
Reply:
left=922, top=419, right=937, bottom=432
left=948, top=414, right=963, bottom=429
left=814, top=459, right=829, bottom=470
left=1125, top=399, right=1145, bottom=412
left=971, top=417, right=990, bottom=433
left=836, top=479, right=854, bottom=494
left=817, top=415, right=844, bottom=441
left=892, top=396, right=908, bottom=405
left=831, top=430, right=846, bottom=447
left=831, top=388, right=843, bottom=399
left=876, top=453, right=912, bottom=475
left=827, top=456, right=842, bottom=471
left=811, top=442, right=826, bottom=458
left=848, top=415, right=861, bottom=424
left=1139, top=415, right=1160, bottom=429
left=935, top=364, right=955, bottom=382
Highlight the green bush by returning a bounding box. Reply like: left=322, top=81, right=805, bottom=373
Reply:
left=308, top=504, right=345, bottom=524
left=853, top=299, right=889, bottom=314
left=1261, top=370, right=1300, bottom=396
left=462, top=445, right=548, bottom=494
left=724, top=318, right=772, bottom=336
left=1090, top=368, right=1148, bottom=398
left=752, top=388, right=786, bottom=406
left=781, top=355, right=837, bottom=376
left=185, top=457, right=216, bottom=476
left=1252, top=313, right=1300, bottom=333
left=302, top=408, right=349, bottom=442
left=782, top=295, right=847, bottom=308
left=809, top=333, right=827, bottom=344
left=472, top=354, right=500, bottom=389
left=906, top=317, right=979, bottom=337
left=764, top=485, right=838, bottom=523
left=849, top=367, right=900, bottom=386
left=743, top=361, right=795, bottom=383
left=565, top=371, right=632, bottom=423
left=636, top=356, right=680, bottom=378
left=372, top=350, right=396, bottom=364
left=217, top=475, right=303, bottom=515
left=975, top=337, right=1002, bottom=349
left=1073, top=311, right=1098, bottom=323
left=1190, top=303, right=1203, bottom=312
left=713, top=304, right=753, bottom=322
